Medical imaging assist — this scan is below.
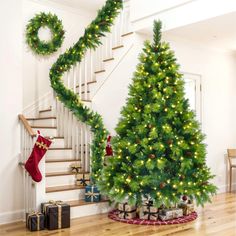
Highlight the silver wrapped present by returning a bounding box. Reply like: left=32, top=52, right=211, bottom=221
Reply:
left=139, top=204, right=158, bottom=220
left=118, top=203, right=136, bottom=219
left=159, top=208, right=183, bottom=221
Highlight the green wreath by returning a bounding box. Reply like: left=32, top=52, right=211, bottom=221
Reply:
left=26, top=12, right=65, bottom=55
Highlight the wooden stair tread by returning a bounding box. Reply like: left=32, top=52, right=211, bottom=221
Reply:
left=49, top=147, right=72, bottom=150
left=32, top=126, right=57, bottom=129
left=45, top=136, right=64, bottom=139
left=82, top=99, right=92, bottom=102
left=46, top=171, right=89, bottom=177
left=94, top=69, right=105, bottom=74
left=39, top=108, right=52, bottom=113
left=66, top=199, right=108, bottom=207
left=103, top=57, right=114, bottom=62
left=121, top=32, right=134, bottom=37
left=27, top=117, right=56, bottom=120
left=46, top=159, right=81, bottom=163
left=112, top=45, right=124, bottom=50
left=46, top=185, right=85, bottom=193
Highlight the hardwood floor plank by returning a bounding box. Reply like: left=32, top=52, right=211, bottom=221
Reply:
left=0, top=192, right=235, bottom=236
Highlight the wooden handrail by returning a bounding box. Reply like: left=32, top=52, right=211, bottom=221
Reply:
left=18, top=114, right=37, bottom=137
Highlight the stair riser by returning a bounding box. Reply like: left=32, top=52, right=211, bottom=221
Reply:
left=46, top=149, right=73, bottom=159
left=71, top=202, right=110, bottom=219
left=33, top=128, right=57, bottom=137
left=29, top=119, right=56, bottom=127
left=46, top=175, right=76, bottom=187
left=46, top=189, right=85, bottom=201
left=46, top=161, right=80, bottom=173
left=39, top=110, right=54, bottom=118
left=50, top=139, right=65, bottom=148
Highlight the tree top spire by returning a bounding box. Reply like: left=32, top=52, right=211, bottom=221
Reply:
left=153, top=20, right=162, bottom=46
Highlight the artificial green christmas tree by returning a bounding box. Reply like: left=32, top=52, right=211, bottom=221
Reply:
left=98, top=21, right=217, bottom=207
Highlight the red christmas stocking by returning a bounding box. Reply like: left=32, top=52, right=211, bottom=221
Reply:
left=105, top=135, right=113, bottom=156
left=25, top=134, right=52, bottom=182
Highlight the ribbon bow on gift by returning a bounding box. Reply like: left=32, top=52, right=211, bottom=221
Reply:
left=71, top=164, right=80, bottom=173
left=78, top=178, right=88, bottom=186
left=27, top=211, right=42, bottom=231
left=43, top=200, right=64, bottom=214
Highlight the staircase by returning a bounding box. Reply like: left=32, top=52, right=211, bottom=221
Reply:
left=19, top=0, right=134, bottom=219
left=26, top=108, right=109, bottom=218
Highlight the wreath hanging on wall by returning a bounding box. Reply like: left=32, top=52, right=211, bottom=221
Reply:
left=26, top=12, right=65, bottom=55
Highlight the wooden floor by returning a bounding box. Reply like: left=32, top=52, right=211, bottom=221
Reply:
left=0, top=192, right=236, bottom=236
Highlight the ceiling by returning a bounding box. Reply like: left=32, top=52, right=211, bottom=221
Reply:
left=48, top=0, right=106, bottom=12
left=162, top=11, right=236, bottom=52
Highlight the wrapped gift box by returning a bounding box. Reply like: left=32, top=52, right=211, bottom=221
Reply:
left=139, top=201, right=158, bottom=220
left=159, top=208, right=183, bottom=221
left=85, top=185, right=101, bottom=202
left=41, top=201, right=70, bottom=230
left=178, top=201, right=194, bottom=215
left=76, top=173, right=90, bottom=186
left=26, top=212, right=44, bottom=231
left=118, top=203, right=137, bottom=219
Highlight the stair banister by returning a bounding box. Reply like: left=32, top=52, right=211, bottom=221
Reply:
left=18, top=114, right=46, bottom=216
left=52, top=2, right=132, bottom=176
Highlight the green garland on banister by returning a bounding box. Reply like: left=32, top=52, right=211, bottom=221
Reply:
left=26, top=12, right=65, bottom=55
left=49, top=0, right=123, bottom=183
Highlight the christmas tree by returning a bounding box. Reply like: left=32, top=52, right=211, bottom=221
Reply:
left=98, top=21, right=217, bottom=207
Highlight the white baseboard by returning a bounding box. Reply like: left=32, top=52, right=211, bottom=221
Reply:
left=217, top=183, right=236, bottom=193
left=0, top=210, right=24, bottom=225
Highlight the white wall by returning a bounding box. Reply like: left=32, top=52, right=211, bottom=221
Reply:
left=93, top=33, right=236, bottom=193
left=0, top=0, right=24, bottom=224
left=22, top=0, right=94, bottom=112
left=92, top=34, right=144, bottom=134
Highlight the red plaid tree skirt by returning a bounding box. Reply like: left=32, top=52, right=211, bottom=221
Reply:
left=108, top=210, right=197, bottom=225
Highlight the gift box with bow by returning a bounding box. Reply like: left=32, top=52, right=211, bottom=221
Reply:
left=85, top=185, right=101, bottom=202
left=118, top=203, right=137, bottom=219
left=41, top=200, right=70, bottom=230
left=76, top=173, right=90, bottom=186
left=139, top=201, right=158, bottom=220
left=26, top=212, right=44, bottom=231
left=159, top=208, right=183, bottom=221
left=178, top=200, right=194, bottom=215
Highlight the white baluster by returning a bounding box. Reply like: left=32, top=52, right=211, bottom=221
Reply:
left=73, top=65, right=77, bottom=93
left=80, top=122, right=84, bottom=171
left=84, top=52, right=88, bottom=101
left=78, top=64, right=82, bottom=98
left=84, top=124, right=88, bottom=172
left=90, top=50, right=95, bottom=82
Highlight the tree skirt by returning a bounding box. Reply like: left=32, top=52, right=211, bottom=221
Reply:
left=108, top=210, right=198, bottom=225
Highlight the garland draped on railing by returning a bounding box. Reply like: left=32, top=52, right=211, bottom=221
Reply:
left=49, top=0, right=123, bottom=182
